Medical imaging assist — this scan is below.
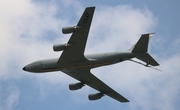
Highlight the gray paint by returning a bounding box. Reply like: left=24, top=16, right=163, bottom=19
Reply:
left=23, top=7, right=159, bottom=103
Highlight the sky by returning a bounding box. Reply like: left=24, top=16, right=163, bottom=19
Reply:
left=0, top=0, right=180, bottom=110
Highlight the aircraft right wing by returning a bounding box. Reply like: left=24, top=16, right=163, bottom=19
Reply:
left=61, top=69, right=129, bottom=103
left=57, top=7, right=95, bottom=65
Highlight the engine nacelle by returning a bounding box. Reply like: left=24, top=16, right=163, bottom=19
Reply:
left=88, top=93, right=104, bottom=101
left=69, top=83, right=84, bottom=90
left=62, top=26, right=81, bottom=34
left=53, top=44, right=70, bottom=52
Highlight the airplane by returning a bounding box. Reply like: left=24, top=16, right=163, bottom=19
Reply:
left=22, top=6, right=160, bottom=103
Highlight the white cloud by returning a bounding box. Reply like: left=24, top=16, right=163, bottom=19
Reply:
left=0, top=0, right=179, bottom=110
left=83, top=5, right=180, bottom=110
left=0, top=0, right=64, bottom=78
left=0, top=86, right=19, bottom=110
left=86, top=5, right=157, bottom=54
left=6, top=89, right=19, bottom=110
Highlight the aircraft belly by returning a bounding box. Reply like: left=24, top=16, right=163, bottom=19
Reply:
left=85, top=52, right=138, bottom=61
left=41, top=52, right=138, bottom=72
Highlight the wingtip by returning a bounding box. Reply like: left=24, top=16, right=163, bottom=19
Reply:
left=138, top=32, right=155, bottom=36
left=149, top=32, right=155, bottom=37
left=121, top=100, right=130, bottom=103
left=86, top=6, right=96, bottom=9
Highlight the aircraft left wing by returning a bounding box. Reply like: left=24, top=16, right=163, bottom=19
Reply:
left=61, top=69, right=129, bottom=103
left=57, top=7, right=95, bottom=65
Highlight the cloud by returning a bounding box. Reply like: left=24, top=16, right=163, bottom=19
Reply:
left=6, top=90, right=19, bottom=110
left=82, top=5, right=180, bottom=110
left=0, top=86, right=19, bottom=110
left=0, top=0, right=179, bottom=110
left=86, top=5, right=157, bottom=53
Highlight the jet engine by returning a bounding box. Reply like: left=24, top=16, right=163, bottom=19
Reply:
left=62, top=26, right=81, bottom=34
left=69, top=83, right=84, bottom=90
left=53, top=44, right=71, bottom=52
left=88, top=93, right=104, bottom=100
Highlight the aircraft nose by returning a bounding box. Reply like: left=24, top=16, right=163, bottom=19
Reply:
left=23, top=66, right=26, bottom=71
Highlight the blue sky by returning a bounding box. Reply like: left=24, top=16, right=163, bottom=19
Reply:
left=0, top=0, right=180, bottom=110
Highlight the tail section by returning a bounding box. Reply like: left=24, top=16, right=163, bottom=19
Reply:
left=128, top=33, right=154, bottom=53
left=128, top=33, right=159, bottom=66
left=136, top=53, right=159, bottom=66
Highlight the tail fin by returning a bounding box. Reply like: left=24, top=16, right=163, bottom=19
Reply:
left=128, top=33, right=154, bottom=53
left=128, top=33, right=159, bottom=66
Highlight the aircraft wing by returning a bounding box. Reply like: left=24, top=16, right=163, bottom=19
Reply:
left=57, top=7, right=95, bottom=65
left=61, top=69, right=129, bottom=103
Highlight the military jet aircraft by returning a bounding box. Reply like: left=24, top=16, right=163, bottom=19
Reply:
left=23, top=7, right=160, bottom=103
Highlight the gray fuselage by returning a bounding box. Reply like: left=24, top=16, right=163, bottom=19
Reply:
left=23, top=51, right=139, bottom=73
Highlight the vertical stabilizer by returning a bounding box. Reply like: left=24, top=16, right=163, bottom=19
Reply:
left=128, top=33, right=154, bottom=53
left=128, top=33, right=159, bottom=66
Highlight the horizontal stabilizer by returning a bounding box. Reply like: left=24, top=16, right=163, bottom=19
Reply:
left=136, top=53, right=159, bottom=66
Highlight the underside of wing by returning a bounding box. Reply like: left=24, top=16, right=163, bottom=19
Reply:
left=57, top=7, right=95, bottom=65
left=61, top=69, right=129, bottom=103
